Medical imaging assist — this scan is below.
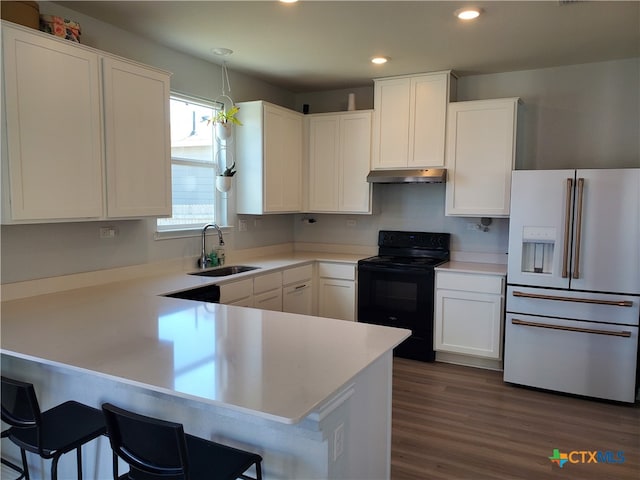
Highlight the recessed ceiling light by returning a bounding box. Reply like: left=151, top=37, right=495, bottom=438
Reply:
left=455, top=7, right=482, bottom=20
left=371, top=56, right=389, bottom=65
left=211, top=47, right=233, bottom=56
left=280, top=0, right=298, bottom=3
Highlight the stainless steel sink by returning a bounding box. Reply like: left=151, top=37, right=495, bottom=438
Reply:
left=188, top=265, right=260, bottom=277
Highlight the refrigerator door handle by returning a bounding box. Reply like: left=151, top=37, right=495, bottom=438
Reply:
left=511, top=318, right=632, bottom=338
left=512, top=290, right=634, bottom=307
left=562, top=178, right=573, bottom=278
left=573, top=177, right=585, bottom=279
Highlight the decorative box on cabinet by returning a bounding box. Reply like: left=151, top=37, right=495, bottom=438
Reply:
left=372, top=71, right=456, bottom=170
left=434, top=269, right=505, bottom=368
left=317, top=262, right=356, bottom=321
left=308, top=111, right=372, bottom=214
left=236, top=101, right=303, bottom=214
left=1, top=22, right=171, bottom=223
left=445, top=98, right=519, bottom=217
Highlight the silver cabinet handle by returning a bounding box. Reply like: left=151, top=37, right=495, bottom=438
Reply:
left=512, top=290, right=633, bottom=307
left=511, top=318, right=632, bottom=338
left=562, top=177, right=573, bottom=278
left=573, top=177, right=585, bottom=279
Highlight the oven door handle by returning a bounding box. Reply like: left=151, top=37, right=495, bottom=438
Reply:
left=511, top=318, right=632, bottom=337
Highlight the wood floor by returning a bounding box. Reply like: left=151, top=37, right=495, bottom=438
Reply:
left=391, top=358, right=640, bottom=480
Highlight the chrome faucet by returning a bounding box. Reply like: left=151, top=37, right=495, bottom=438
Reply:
left=198, top=223, right=225, bottom=269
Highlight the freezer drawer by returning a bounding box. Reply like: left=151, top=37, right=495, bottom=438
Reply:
left=506, top=286, right=639, bottom=326
left=504, top=312, right=639, bottom=402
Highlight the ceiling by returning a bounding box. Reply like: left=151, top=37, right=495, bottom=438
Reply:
left=55, top=1, right=640, bottom=93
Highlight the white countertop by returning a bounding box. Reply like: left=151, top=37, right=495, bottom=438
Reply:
left=1, top=253, right=408, bottom=424
left=435, top=261, right=507, bottom=276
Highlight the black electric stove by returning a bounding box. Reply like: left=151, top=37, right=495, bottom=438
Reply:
left=357, top=230, right=450, bottom=361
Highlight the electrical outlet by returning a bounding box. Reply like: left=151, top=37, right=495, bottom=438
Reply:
left=333, top=423, right=344, bottom=461
left=99, top=226, right=118, bottom=238
left=346, top=219, right=357, bottom=228
left=238, top=219, right=247, bottom=232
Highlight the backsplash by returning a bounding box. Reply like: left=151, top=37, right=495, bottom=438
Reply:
left=294, top=183, right=509, bottom=255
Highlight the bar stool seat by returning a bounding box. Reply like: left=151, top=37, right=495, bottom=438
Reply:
left=1, top=376, right=106, bottom=480
left=102, top=402, right=263, bottom=480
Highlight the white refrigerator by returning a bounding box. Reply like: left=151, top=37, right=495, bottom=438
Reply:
left=504, top=168, right=640, bottom=402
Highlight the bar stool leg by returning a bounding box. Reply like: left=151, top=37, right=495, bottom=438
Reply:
left=21, top=449, right=30, bottom=480
left=51, top=454, right=60, bottom=480
left=76, top=447, right=83, bottom=480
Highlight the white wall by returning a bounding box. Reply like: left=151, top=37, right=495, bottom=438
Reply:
left=456, top=58, right=640, bottom=170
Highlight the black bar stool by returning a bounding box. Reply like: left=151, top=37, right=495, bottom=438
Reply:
left=102, top=402, right=263, bottom=480
left=1, top=376, right=106, bottom=480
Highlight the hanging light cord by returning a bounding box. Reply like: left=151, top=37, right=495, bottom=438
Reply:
left=221, top=62, right=232, bottom=97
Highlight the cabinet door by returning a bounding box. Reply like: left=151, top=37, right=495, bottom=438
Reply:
left=409, top=73, right=448, bottom=168
left=434, top=289, right=503, bottom=359
left=102, top=57, right=171, bottom=217
left=254, top=288, right=283, bottom=312
left=445, top=98, right=518, bottom=217
left=318, top=278, right=355, bottom=321
left=308, top=116, right=339, bottom=211
left=264, top=105, right=302, bottom=212
left=2, top=26, right=103, bottom=220
left=339, top=112, right=372, bottom=213
left=372, top=77, right=410, bottom=169
left=283, top=282, right=313, bottom=315
left=219, top=279, right=253, bottom=304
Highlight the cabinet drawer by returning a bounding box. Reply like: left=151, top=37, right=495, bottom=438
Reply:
left=318, top=262, right=355, bottom=281
left=436, top=271, right=503, bottom=294
left=219, top=279, right=253, bottom=303
left=253, top=271, right=283, bottom=294
left=283, top=264, right=313, bottom=285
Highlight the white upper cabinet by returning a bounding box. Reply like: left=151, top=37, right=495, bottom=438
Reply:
left=308, top=111, right=372, bottom=214
left=1, top=23, right=172, bottom=223
left=102, top=57, right=172, bottom=218
left=2, top=24, right=104, bottom=221
left=372, top=71, right=455, bottom=170
left=236, top=101, right=303, bottom=214
left=445, top=98, right=519, bottom=217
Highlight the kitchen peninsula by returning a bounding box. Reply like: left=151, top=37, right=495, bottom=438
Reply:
left=1, top=257, right=409, bottom=479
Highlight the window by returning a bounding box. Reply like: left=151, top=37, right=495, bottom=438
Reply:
left=157, top=94, right=223, bottom=231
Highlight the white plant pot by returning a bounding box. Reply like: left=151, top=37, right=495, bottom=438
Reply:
left=216, top=122, right=233, bottom=140
left=216, top=175, right=233, bottom=193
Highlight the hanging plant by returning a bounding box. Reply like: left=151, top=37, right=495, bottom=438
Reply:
left=212, top=105, right=242, bottom=126
left=220, top=161, right=236, bottom=177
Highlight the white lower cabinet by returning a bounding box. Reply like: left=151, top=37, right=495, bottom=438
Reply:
left=252, top=271, right=283, bottom=312
left=317, top=262, right=356, bottom=321
left=434, top=270, right=505, bottom=359
left=219, top=279, right=254, bottom=307
left=282, top=264, right=313, bottom=315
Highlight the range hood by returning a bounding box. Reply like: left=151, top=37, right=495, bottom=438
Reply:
left=366, top=168, right=446, bottom=184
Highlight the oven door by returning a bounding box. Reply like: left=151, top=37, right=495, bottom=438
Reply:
left=357, top=263, right=435, bottom=361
